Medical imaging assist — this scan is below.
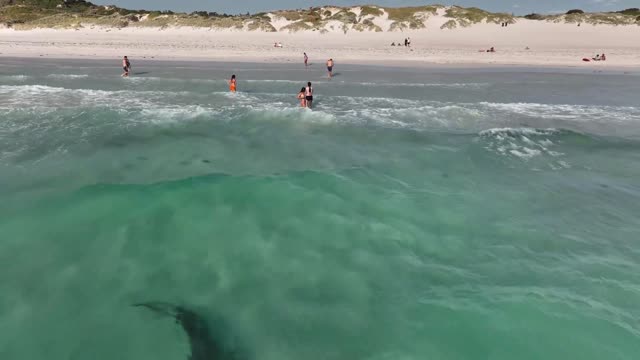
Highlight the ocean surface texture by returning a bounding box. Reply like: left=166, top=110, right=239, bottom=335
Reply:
left=1, top=59, right=639, bottom=360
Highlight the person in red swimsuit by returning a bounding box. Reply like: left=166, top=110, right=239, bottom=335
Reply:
left=229, top=74, right=237, bottom=92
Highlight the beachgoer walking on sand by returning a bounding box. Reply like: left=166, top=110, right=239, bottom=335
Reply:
left=326, top=59, right=334, bottom=78
left=404, top=38, right=408, bottom=47
left=304, top=52, right=308, bottom=67
left=229, top=74, right=237, bottom=92
left=305, top=82, right=313, bottom=109
left=121, top=56, right=130, bottom=77
left=297, top=87, right=306, bottom=107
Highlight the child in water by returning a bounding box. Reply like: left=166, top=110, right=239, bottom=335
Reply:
left=297, top=87, right=306, bottom=107
left=229, top=74, right=237, bottom=92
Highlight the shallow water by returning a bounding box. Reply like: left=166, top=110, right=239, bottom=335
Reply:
left=1, top=59, right=640, bottom=360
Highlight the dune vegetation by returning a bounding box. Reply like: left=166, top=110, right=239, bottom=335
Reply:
left=1, top=1, right=639, bottom=31
left=524, top=8, right=640, bottom=26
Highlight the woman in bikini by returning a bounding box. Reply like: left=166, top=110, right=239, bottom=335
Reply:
left=297, top=87, right=306, bottom=107
left=229, top=74, right=237, bottom=92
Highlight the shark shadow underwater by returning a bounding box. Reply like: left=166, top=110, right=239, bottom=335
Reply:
left=134, top=302, right=248, bottom=360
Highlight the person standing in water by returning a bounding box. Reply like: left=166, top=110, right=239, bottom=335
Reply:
left=326, top=58, right=334, bottom=78
left=297, top=87, right=306, bottom=107
left=121, top=56, right=130, bottom=77
left=304, top=52, right=308, bottom=67
left=305, top=82, right=313, bottom=109
left=229, top=74, right=237, bottom=92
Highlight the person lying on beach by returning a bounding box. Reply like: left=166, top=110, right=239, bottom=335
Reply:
left=592, top=54, right=601, bottom=61
left=121, top=56, right=130, bottom=77
left=297, top=87, right=306, bottom=107
left=487, top=47, right=496, bottom=52
left=229, top=74, right=237, bottom=92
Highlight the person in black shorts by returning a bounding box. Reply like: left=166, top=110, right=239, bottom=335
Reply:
left=121, top=56, right=131, bottom=77
left=326, top=58, right=334, bottom=79
left=305, top=81, right=313, bottom=109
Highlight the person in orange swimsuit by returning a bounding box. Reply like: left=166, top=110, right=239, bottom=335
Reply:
left=229, top=74, right=237, bottom=92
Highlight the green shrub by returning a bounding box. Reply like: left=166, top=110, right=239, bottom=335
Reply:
left=566, top=9, right=584, bottom=14
left=387, top=6, right=437, bottom=21
left=440, top=19, right=457, bottom=29
left=278, top=10, right=301, bottom=21
left=616, top=8, right=640, bottom=16
left=247, top=19, right=276, bottom=32
left=353, top=18, right=382, bottom=32
left=330, top=9, right=357, bottom=24
left=360, top=6, right=383, bottom=17
left=524, top=13, right=545, bottom=20
left=280, top=20, right=312, bottom=32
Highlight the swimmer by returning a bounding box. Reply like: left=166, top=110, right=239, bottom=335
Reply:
left=229, top=74, right=237, bottom=92
left=304, top=52, right=308, bottom=67
left=326, top=58, right=334, bottom=78
left=297, top=87, right=306, bottom=107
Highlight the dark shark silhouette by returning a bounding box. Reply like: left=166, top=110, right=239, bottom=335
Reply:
left=134, top=302, right=246, bottom=360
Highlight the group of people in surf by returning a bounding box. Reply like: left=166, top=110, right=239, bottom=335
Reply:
left=120, top=54, right=330, bottom=109
left=225, top=54, right=333, bottom=110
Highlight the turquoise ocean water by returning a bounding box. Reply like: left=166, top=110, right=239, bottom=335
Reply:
left=1, top=59, right=640, bottom=359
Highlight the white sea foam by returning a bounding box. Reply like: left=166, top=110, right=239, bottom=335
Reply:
left=479, top=127, right=560, bottom=137
left=479, top=127, right=569, bottom=167
left=138, top=106, right=220, bottom=124
left=0, top=75, right=31, bottom=81
left=479, top=102, right=640, bottom=122
left=355, top=82, right=490, bottom=88
left=46, top=74, right=90, bottom=79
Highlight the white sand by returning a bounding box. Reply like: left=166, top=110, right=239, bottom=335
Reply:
left=1, top=18, right=639, bottom=68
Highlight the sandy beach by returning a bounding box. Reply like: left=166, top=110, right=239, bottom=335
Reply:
left=1, top=20, right=639, bottom=68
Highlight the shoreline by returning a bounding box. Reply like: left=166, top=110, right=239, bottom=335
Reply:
left=1, top=24, right=640, bottom=70
left=1, top=55, right=639, bottom=75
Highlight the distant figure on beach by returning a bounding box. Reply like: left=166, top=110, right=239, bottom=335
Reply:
left=229, top=74, right=237, bottom=92
left=391, top=42, right=396, bottom=46
left=407, top=37, right=411, bottom=47
left=305, top=82, right=313, bottom=109
left=304, top=52, right=308, bottom=67
left=121, top=56, right=130, bottom=77
left=404, top=38, right=408, bottom=47
left=297, top=87, right=306, bottom=107
left=487, top=47, right=495, bottom=53
left=326, top=59, right=334, bottom=78
left=601, top=53, right=606, bottom=61
left=593, top=54, right=601, bottom=61
left=274, top=42, right=283, bottom=48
